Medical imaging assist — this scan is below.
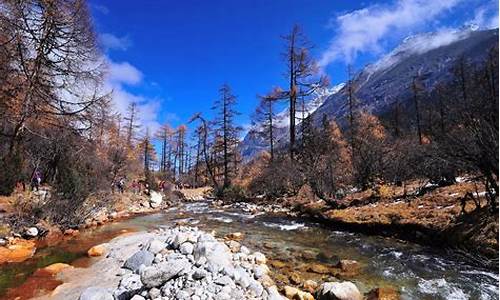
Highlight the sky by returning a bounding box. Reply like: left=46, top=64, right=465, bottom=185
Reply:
left=89, top=0, right=499, bottom=139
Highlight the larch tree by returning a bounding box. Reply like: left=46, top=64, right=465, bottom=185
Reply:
left=279, top=24, right=328, bottom=160
left=124, top=102, right=141, bottom=147
left=212, top=84, right=241, bottom=190
left=0, top=0, right=108, bottom=154
left=251, top=89, right=280, bottom=161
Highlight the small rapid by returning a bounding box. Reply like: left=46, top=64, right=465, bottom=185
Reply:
left=0, top=200, right=498, bottom=300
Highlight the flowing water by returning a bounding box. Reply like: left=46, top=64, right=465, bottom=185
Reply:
left=0, top=200, right=498, bottom=299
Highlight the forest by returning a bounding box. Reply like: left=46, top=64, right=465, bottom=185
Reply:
left=0, top=1, right=498, bottom=299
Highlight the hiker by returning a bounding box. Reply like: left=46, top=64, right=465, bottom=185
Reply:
left=131, top=180, right=139, bottom=194
left=119, top=178, right=126, bottom=193
left=31, top=170, right=41, bottom=191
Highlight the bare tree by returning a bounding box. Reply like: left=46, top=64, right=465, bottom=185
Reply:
left=1, top=0, right=108, bottom=153
left=212, top=84, right=241, bottom=189
left=124, top=102, right=140, bottom=147
left=251, top=89, right=279, bottom=161
left=279, top=24, right=328, bottom=159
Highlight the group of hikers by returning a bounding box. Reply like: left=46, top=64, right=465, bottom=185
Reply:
left=16, top=168, right=187, bottom=196
left=15, top=169, right=42, bottom=192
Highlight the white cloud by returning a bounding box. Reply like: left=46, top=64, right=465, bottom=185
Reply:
left=105, top=58, right=169, bottom=134
left=320, top=0, right=463, bottom=66
left=100, top=33, right=132, bottom=51
left=366, top=27, right=476, bottom=74
left=108, top=60, right=143, bottom=85
left=467, top=2, right=499, bottom=29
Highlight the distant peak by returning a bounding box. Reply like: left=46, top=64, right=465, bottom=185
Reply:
left=365, top=27, right=478, bottom=75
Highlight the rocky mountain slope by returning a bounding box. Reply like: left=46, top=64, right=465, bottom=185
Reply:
left=240, top=27, right=498, bottom=160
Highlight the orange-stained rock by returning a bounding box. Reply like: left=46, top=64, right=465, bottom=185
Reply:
left=43, top=263, right=73, bottom=275
left=40, top=227, right=63, bottom=247
left=0, top=238, right=36, bottom=263
left=303, top=279, right=318, bottom=293
left=224, top=232, right=244, bottom=241
left=339, top=259, right=360, bottom=276
left=87, top=244, right=106, bottom=257
left=366, top=287, right=400, bottom=300
left=63, top=229, right=80, bottom=237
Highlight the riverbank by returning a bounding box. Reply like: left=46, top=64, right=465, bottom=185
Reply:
left=1, top=199, right=498, bottom=299
left=30, top=226, right=386, bottom=300
left=0, top=188, right=179, bottom=265
left=283, top=178, right=499, bottom=264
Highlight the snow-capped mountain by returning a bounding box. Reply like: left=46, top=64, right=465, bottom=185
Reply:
left=312, top=28, right=498, bottom=127
left=240, top=84, right=344, bottom=160
left=240, top=27, right=498, bottom=160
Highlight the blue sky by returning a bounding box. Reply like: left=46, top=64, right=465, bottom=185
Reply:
left=90, top=0, right=498, bottom=138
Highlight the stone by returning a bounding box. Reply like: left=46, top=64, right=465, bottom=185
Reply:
left=225, top=232, right=244, bottom=241
left=130, top=295, right=145, bottom=300
left=295, top=291, right=315, bottom=300
left=308, top=263, right=331, bottom=274
left=366, top=287, right=400, bottom=300
left=148, top=239, right=166, bottom=254
left=0, top=238, right=36, bottom=264
left=79, top=287, right=114, bottom=300
left=192, top=269, right=207, bottom=280
left=148, top=288, right=161, bottom=299
left=124, top=250, right=155, bottom=272
left=0, top=238, right=7, bottom=246
left=254, top=252, right=267, bottom=264
left=64, top=228, right=80, bottom=236
left=119, top=273, right=143, bottom=291
left=180, top=242, right=194, bottom=255
left=88, top=244, right=106, bottom=257
left=25, top=227, right=38, bottom=238
left=171, top=232, right=189, bottom=249
left=140, top=258, right=190, bottom=287
left=43, top=263, right=73, bottom=275
left=249, top=281, right=264, bottom=297
left=226, top=240, right=241, bottom=252
left=194, top=240, right=232, bottom=271
left=339, top=260, right=360, bottom=276
left=267, top=285, right=286, bottom=300
left=149, top=191, right=163, bottom=208
left=253, top=265, right=268, bottom=279
left=269, top=260, right=287, bottom=268
left=284, top=285, right=300, bottom=298
left=303, top=280, right=318, bottom=293
left=239, top=245, right=250, bottom=255
left=289, top=272, right=302, bottom=285
left=316, top=281, right=362, bottom=300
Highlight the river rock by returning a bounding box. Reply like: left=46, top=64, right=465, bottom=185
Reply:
left=111, top=227, right=277, bottom=300
left=227, top=240, right=241, bottom=252
left=149, top=191, right=163, bottom=208
left=141, top=258, right=190, bottom=287
left=339, top=260, right=360, bottom=276
left=43, top=263, right=73, bottom=275
left=366, top=287, right=400, bottom=300
left=88, top=244, right=106, bottom=257
left=284, top=285, right=300, bottom=298
left=225, top=232, right=244, bottom=241
left=25, top=227, right=38, bottom=238
left=180, top=242, right=194, bottom=255
left=79, top=287, right=114, bottom=300
left=303, top=279, right=318, bottom=293
left=147, top=239, right=166, bottom=254
left=254, top=252, right=267, bottom=264
left=309, top=263, right=331, bottom=274
left=316, top=281, right=362, bottom=300
left=124, top=250, right=155, bottom=272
